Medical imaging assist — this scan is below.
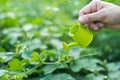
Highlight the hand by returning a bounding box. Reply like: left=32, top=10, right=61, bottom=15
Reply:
left=78, top=0, right=120, bottom=31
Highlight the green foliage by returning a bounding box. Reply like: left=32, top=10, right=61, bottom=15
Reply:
left=0, top=0, right=120, bottom=80
left=8, top=58, right=23, bottom=71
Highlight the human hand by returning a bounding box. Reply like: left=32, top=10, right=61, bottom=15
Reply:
left=78, top=0, right=120, bottom=31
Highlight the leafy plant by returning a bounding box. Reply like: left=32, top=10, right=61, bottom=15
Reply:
left=0, top=0, right=120, bottom=80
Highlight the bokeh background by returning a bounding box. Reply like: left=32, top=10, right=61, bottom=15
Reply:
left=0, top=0, right=120, bottom=80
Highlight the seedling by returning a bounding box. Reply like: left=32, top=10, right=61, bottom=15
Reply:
left=63, top=23, right=93, bottom=52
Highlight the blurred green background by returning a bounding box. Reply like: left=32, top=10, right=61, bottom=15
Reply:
left=0, top=0, right=120, bottom=80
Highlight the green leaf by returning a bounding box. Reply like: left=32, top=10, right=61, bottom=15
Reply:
left=70, top=58, right=103, bottom=72
left=84, top=74, right=105, bottom=80
left=10, top=73, right=27, bottom=80
left=22, top=51, right=32, bottom=60
left=109, top=71, right=120, bottom=80
left=30, top=52, right=40, bottom=62
left=107, top=62, right=120, bottom=72
left=0, top=58, right=2, bottom=63
left=43, top=64, right=57, bottom=74
left=39, top=50, right=56, bottom=63
left=84, top=74, right=95, bottom=80
left=0, top=0, right=8, bottom=3
left=52, top=73, right=75, bottom=80
left=0, top=52, right=14, bottom=63
left=0, top=69, right=8, bottom=77
left=41, top=73, right=75, bottom=80
left=0, top=47, right=6, bottom=52
left=8, top=58, right=23, bottom=71
left=21, top=59, right=30, bottom=68
left=2, top=17, right=18, bottom=27
left=40, top=74, right=54, bottom=80
left=0, top=74, right=9, bottom=80
left=32, top=18, right=43, bottom=25
left=39, top=51, right=48, bottom=63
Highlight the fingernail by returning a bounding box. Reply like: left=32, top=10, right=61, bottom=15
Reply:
left=100, top=23, right=103, bottom=27
left=98, top=23, right=104, bottom=27
left=78, top=17, right=85, bottom=23
left=93, top=27, right=98, bottom=31
left=85, top=24, right=89, bottom=27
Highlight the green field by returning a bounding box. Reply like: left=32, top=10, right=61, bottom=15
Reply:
left=0, top=0, right=120, bottom=80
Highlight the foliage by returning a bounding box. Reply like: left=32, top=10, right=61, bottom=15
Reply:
left=0, top=0, right=120, bottom=80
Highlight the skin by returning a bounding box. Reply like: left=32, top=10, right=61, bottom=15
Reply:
left=78, top=0, right=120, bottom=31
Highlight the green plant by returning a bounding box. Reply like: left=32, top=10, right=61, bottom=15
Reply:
left=0, top=0, right=120, bottom=80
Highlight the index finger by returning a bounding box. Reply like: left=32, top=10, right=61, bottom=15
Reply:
left=79, top=5, right=92, bottom=17
left=79, top=0, right=100, bottom=17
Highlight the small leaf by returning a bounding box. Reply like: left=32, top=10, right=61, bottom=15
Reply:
left=40, top=74, right=54, bottom=80
left=109, top=71, right=120, bottom=80
left=30, top=52, right=40, bottom=62
left=41, top=73, right=75, bottom=80
left=22, top=51, right=32, bottom=60
left=0, top=69, right=8, bottom=77
left=8, top=58, right=22, bottom=71
left=70, top=58, right=103, bottom=72
left=39, top=50, right=56, bottom=63
left=107, top=62, right=120, bottom=72
left=53, top=73, right=75, bottom=80
left=39, top=51, right=47, bottom=63
left=84, top=74, right=95, bottom=80
left=84, top=74, right=105, bottom=80
left=43, top=64, right=57, bottom=74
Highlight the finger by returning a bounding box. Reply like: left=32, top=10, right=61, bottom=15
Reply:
left=93, top=26, right=99, bottom=31
left=92, top=0, right=101, bottom=1
left=79, top=5, right=92, bottom=17
left=88, top=23, right=100, bottom=31
left=85, top=24, right=89, bottom=27
left=78, top=11, right=103, bottom=24
left=79, top=0, right=101, bottom=17
left=96, top=22, right=104, bottom=28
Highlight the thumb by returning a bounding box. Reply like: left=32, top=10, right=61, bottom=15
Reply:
left=78, top=12, right=103, bottom=24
